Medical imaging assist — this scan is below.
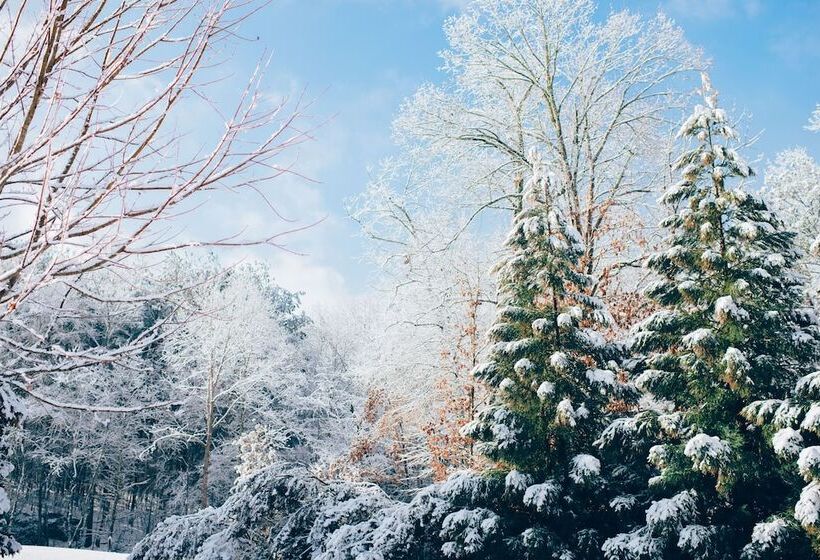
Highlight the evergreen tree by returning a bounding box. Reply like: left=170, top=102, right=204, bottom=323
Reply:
left=742, top=347, right=820, bottom=556
left=601, top=75, right=820, bottom=560
left=453, top=148, right=633, bottom=558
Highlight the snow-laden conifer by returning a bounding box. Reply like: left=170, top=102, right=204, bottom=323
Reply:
left=742, top=367, right=820, bottom=556
left=602, top=74, right=820, bottom=559
left=453, top=147, right=635, bottom=557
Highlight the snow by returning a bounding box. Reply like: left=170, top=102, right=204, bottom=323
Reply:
left=504, top=470, right=532, bottom=493
left=555, top=398, right=576, bottom=427
left=500, top=338, right=538, bottom=356
left=550, top=352, right=569, bottom=370
left=684, top=434, right=731, bottom=474
left=800, top=404, right=820, bottom=434
left=439, top=471, right=491, bottom=502
left=603, top=528, right=655, bottom=560
left=721, top=347, right=749, bottom=374
left=537, top=381, right=555, bottom=400
left=570, top=454, right=601, bottom=483
left=749, top=518, right=788, bottom=547
left=579, top=328, right=607, bottom=349
left=658, top=412, right=684, bottom=435
left=635, top=309, right=681, bottom=331
left=681, top=328, right=714, bottom=349
left=513, top=358, right=534, bottom=373
left=586, top=368, right=616, bottom=387
left=796, top=371, right=820, bottom=396
left=773, top=400, right=803, bottom=428
left=751, top=267, right=771, bottom=279
left=648, top=475, right=664, bottom=487
left=647, top=445, right=667, bottom=468
left=713, top=295, right=749, bottom=324
left=595, top=417, right=637, bottom=447
left=440, top=508, right=500, bottom=558
left=523, top=481, right=560, bottom=512
left=609, top=494, right=637, bottom=513
left=795, top=480, right=820, bottom=529
left=471, top=361, right=497, bottom=379
left=765, top=253, right=785, bottom=268
left=556, top=313, right=573, bottom=329
left=677, top=280, right=696, bottom=292
left=677, top=525, right=714, bottom=553
left=739, top=220, right=771, bottom=241
left=19, top=547, right=127, bottom=560
left=646, top=490, right=697, bottom=531
left=488, top=407, right=521, bottom=449
left=575, top=404, right=590, bottom=419
left=742, top=399, right=783, bottom=425
left=798, top=446, right=820, bottom=481
left=772, top=427, right=803, bottom=458
left=499, top=377, right=515, bottom=391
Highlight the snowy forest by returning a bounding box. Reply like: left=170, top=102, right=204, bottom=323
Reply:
left=1, top=0, right=820, bottom=559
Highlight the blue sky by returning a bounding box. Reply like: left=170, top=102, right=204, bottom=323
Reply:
left=207, top=0, right=819, bottom=308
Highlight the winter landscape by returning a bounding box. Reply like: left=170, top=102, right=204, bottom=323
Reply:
left=1, top=0, right=819, bottom=559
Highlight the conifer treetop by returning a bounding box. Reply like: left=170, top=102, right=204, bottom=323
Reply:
left=601, top=74, right=820, bottom=559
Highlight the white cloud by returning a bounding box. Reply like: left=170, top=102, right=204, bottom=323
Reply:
left=264, top=251, right=348, bottom=311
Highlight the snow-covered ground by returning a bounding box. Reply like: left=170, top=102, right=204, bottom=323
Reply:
left=19, top=546, right=127, bottom=559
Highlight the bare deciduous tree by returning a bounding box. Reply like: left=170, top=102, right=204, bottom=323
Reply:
left=0, top=0, right=310, bottom=551
left=354, top=0, right=702, bottom=294
left=347, top=1, right=702, bottom=473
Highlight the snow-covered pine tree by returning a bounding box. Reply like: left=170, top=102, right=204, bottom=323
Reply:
left=741, top=369, right=820, bottom=558
left=601, top=75, right=820, bottom=559
left=454, top=148, right=633, bottom=558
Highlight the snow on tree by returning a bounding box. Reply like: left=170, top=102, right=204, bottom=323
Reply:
left=148, top=257, right=360, bottom=509
left=450, top=147, right=637, bottom=556
left=0, top=386, right=23, bottom=555
left=1, top=265, right=186, bottom=550
left=761, top=104, right=820, bottom=298
left=345, top=226, right=497, bottom=481
left=347, top=1, right=702, bottom=475
left=157, top=262, right=303, bottom=508
left=763, top=149, right=820, bottom=256
left=742, top=369, right=820, bottom=555
left=352, top=0, right=701, bottom=301
left=602, top=75, right=820, bottom=559
left=309, top=246, right=496, bottom=485
left=2, top=255, right=361, bottom=551
left=129, top=462, right=450, bottom=560
left=131, top=150, right=637, bottom=559
left=0, top=0, right=311, bottom=550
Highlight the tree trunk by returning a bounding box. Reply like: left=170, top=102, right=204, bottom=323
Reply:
left=108, top=490, right=120, bottom=550
left=201, top=370, right=215, bottom=508
left=83, top=486, right=95, bottom=549
left=36, top=477, right=45, bottom=545
left=200, top=425, right=212, bottom=508
left=96, top=492, right=108, bottom=548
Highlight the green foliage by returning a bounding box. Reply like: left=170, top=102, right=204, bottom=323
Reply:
left=460, top=149, right=636, bottom=557
left=603, top=75, right=820, bottom=559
